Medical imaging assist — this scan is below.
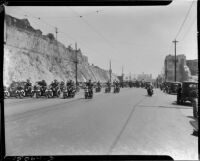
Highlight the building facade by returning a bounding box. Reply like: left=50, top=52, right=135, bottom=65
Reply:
left=164, top=54, right=191, bottom=82
left=186, top=59, right=198, bottom=76
left=137, top=73, right=152, bottom=81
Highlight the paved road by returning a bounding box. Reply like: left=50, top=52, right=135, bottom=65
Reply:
left=4, top=88, right=198, bottom=160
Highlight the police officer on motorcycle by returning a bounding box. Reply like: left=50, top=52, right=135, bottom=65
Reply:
left=67, top=80, right=73, bottom=88
left=25, top=79, right=32, bottom=96
left=147, top=83, right=153, bottom=96
left=38, top=80, right=47, bottom=95
left=114, top=80, right=120, bottom=92
left=97, top=81, right=101, bottom=89
left=51, top=79, right=60, bottom=96
left=60, top=81, right=65, bottom=92
left=86, top=80, right=93, bottom=95
left=97, top=81, right=101, bottom=87
left=106, top=80, right=111, bottom=88
left=66, top=80, right=75, bottom=95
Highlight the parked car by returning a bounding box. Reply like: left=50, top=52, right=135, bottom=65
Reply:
left=167, top=82, right=181, bottom=94
left=192, top=97, right=198, bottom=119
left=177, top=81, right=198, bottom=104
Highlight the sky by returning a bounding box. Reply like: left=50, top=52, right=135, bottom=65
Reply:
left=5, top=0, right=198, bottom=78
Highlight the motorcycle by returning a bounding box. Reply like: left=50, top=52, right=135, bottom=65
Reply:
left=33, top=85, right=42, bottom=98
left=45, top=86, right=53, bottom=98
left=4, top=86, right=9, bottom=98
left=105, top=86, right=111, bottom=93
left=95, top=86, right=101, bottom=93
left=51, top=86, right=61, bottom=97
left=16, top=87, right=25, bottom=99
left=63, top=87, right=68, bottom=99
left=7, top=82, right=25, bottom=98
left=67, top=86, right=76, bottom=98
left=85, top=86, right=93, bottom=99
left=113, top=85, right=120, bottom=93
left=147, top=87, right=153, bottom=96
left=24, top=86, right=34, bottom=97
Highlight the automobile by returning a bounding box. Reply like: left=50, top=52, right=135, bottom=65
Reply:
left=177, top=81, right=198, bottom=104
left=8, top=81, right=25, bottom=98
left=192, top=97, right=198, bottom=119
left=167, top=82, right=181, bottom=94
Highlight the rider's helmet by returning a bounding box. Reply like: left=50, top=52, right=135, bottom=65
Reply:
left=27, top=79, right=30, bottom=83
left=61, top=81, right=64, bottom=85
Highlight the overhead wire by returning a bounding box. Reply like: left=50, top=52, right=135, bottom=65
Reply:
left=42, top=10, right=104, bottom=19
left=15, top=8, right=98, bottom=51
left=180, top=17, right=196, bottom=41
left=5, top=7, right=115, bottom=72
left=70, top=8, right=124, bottom=67
left=175, top=0, right=195, bottom=40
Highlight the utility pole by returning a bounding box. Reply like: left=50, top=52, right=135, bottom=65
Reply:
left=109, top=60, right=112, bottom=83
left=4, top=15, right=7, bottom=44
left=122, top=66, right=124, bottom=82
left=165, top=59, right=167, bottom=82
left=172, top=39, right=178, bottom=82
left=55, top=27, right=58, bottom=41
left=75, top=43, right=78, bottom=87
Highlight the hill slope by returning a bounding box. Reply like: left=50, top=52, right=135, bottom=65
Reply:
left=4, top=15, right=118, bottom=86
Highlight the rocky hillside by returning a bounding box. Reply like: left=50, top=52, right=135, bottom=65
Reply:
left=3, top=14, right=118, bottom=86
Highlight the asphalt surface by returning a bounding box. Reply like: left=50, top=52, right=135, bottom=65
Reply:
left=4, top=88, right=198, bottom=160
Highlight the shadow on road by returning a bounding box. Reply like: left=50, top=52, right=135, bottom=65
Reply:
left=172, top=101, right=192, bottom=107
left=187, top=116, right=195, bottom=120
left=138, top=105, right=192, bottom=109
left=189, top=120, right=199, bottom=137
left=144, top=94, right=153, bottom=97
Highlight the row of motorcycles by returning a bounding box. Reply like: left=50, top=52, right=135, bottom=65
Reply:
left=105, top=85, right=120, bottom=93
left=4, top=81, right=122, bottom=100
left=85, top=84, right=120, bottom=99
left=4, top=83, right=76, bottom=99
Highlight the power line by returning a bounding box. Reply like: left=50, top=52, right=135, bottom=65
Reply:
left=175, top=0, right=195, bottom=39
left=180, top=17, right=196, bottom=41
left=70, top=8, right=122, bottom=59
left=5, top=8, right=120, bottom=73
left=13, top=8, right=94, bottom=50
left=41, top=10, right=104, bottom=19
